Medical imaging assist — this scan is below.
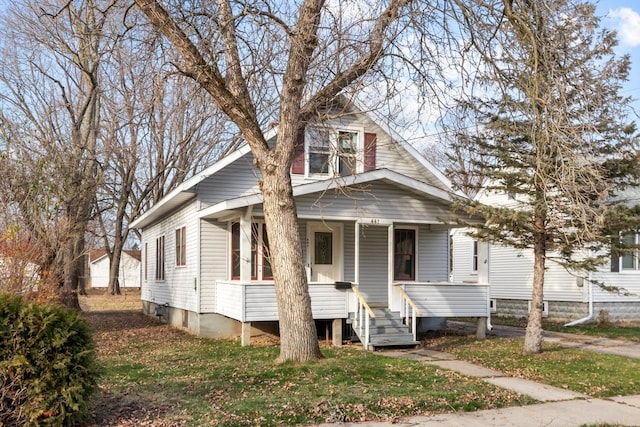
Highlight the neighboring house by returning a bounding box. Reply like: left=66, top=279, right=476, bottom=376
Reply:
left=89, top=249, right=141, bottom=289
left=130, top=101, right=491, bottom=350
left=0, top=256, right=40, bottom=292
left=452, top=188, right=640, bottom=323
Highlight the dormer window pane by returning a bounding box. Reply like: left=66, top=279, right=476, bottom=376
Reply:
left=308, top=128, right=331, bottom=174
left=337, top=131, right=358, bottom=176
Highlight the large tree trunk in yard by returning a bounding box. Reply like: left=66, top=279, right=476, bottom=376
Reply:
left=524, top=229, right=545, bottom=354
left=108, top=240, right=124, bottom=295
left=261, top=168, right=323, bottom=363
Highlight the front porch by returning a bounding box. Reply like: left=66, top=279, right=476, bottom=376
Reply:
left=213, top=280, right=490, bottom=348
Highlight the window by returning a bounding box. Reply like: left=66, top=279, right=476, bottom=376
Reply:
left=472, top=240, right=479, bottom=272
left=337, top=131, right=358, bottom=176
left=307, top=127, right=362, bottom=176
left=155, top=235, right=165, bottom=281
left=314, top=232, right=333, bottom=264
left=144, top=243, right=148, bottom=281
left=621, top=233, right=640, bottom=270
left=308, top=128, right=331, bottom=175
left=394, top=229, right=416, bottom=281
left=175, top=226, right=186, bottom=266
left=231, top=222, right=272, bottom=280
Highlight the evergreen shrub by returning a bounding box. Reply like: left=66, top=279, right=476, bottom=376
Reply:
left=0, top=293, right=99, bottom=425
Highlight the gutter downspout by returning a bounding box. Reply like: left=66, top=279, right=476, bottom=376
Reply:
left=564, top=276, right=593, bottom=327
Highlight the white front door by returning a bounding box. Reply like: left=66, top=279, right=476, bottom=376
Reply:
left=308, top=222, right=342, bottom=283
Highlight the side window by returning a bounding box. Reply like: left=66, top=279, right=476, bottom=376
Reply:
left=144, top=243, right=148, bottom=281
left=621, top=233, right=638, bottom=270
left=472, top=240, right=479, bottom=273
left=155, top=235, right=165, bottom=281
left=175, top=226, right=186, bottom=266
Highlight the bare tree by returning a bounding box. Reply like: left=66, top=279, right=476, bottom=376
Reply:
left=131, top=0, right=465, bottom=362
left=96, top=18, right=231, bottom=295
left=0, top=0, right=120, bottom=307
left=450, top=0, right=640, bottom=353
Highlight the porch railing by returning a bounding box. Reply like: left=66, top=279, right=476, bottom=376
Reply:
left=393, top=284, right=422, bottom=342
left=351, top=285, right=376, bottom=349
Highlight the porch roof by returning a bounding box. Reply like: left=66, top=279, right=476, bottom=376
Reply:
left=198, top=168, right=463, bottom=221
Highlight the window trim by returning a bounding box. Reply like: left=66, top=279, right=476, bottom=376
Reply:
left=620, top=233, right=640, bottom=272
left=155, top=235, right=165, bottom=281
left=305, top=126, right=364, bottom=177
left=175, top=225, right=187, bottom=267
left=393, top=227, right=418, bottom=281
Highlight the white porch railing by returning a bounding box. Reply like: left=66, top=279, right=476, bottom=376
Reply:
left=393, top=281, right=491, bottom=330
left=393, top=284, right=422, bottom=342
left=351, top=285, right=376, bottom=349
left=212, top=280, right=349, bottom=322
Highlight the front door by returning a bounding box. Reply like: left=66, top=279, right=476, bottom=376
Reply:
left=308, top=222, right=342, bottom=283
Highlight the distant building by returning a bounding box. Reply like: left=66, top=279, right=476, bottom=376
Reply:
left=89, top=249, right=141, bottom=288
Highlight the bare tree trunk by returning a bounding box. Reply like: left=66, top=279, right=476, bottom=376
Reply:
left=524, top=217, right=545, bottom=354
left=262, top=169, right=322, bottom=362
left=108, top=240, right=124, bottom=295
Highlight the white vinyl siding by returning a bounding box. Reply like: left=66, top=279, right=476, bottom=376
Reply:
left=488, top=244, right=585, bottom=302
left=402, top=283, right=490, bottom=317
left=140, top=200, right=199, bottom=312
left=418, top=227, right=450, bottom=282
left=200, top=219, right=229, bottom=313
left=451, top=229, right=478, bottom=283
left=214, top=282, right=348, bottom=321
left=295, top=181, right=452, bottom=223
left=357, top=225, right=388, bottom=304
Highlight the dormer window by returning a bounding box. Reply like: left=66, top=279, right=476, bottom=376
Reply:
left=307, top=127, right=363, bottom=177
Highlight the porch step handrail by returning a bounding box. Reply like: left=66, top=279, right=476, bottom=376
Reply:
left=351, top=285, right=376, bottom=349
left=393, top=284, right=422, bottom=342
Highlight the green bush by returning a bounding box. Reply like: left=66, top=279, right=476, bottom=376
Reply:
left=0, top=293, right=99, bottom=426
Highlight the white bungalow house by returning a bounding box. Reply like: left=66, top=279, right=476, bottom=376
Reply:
left=89, top=249, right=141, bottom=289
left=452, top=188, right=640, bottom=324
left=130, top=102, right=491, bottom=349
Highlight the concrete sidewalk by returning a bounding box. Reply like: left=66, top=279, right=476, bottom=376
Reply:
left=316, top=325, right=640, bottom=427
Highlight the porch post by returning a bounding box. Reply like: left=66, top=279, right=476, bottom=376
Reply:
left=354, top=222, right=360, bottom=285
left=239, top=207, right=253, bottom=282
left=332, top=319, right=343, bottom=346
left=388, top=223, right=394, bottom=309
left=241, top=322, right=252, bottom=346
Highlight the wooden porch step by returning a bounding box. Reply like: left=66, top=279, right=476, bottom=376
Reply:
left=350, top=307, right=420, bottom=350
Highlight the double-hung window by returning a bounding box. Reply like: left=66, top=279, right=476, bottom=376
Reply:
left=472, top=240, right=479, bottom=273
left=394, top=229, right=416, bottom=281
left=231, top=222, right=272, bottom=280
left=307, top=127, right=362, bottom=176
left=175, top=226, right=186, bottom=266
left=621, top=233, right=640, bottom=271
left=155, top=235, right=165, bottom=281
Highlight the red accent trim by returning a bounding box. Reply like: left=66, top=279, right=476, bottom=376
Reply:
left=291, top=128, right=305, bottom=174
left=364, top=132, right=377, bottom=172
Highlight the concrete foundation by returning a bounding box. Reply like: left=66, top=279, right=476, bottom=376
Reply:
left=493, top=298, right=640, bottom=323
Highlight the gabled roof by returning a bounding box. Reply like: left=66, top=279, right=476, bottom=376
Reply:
left=89, top=249, right=142, bottom=263
left=129, top=144, right=254, bottom=228
left=130, top=105, right=458, bottom=229
left=198, top=168, right=455, bottom=219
